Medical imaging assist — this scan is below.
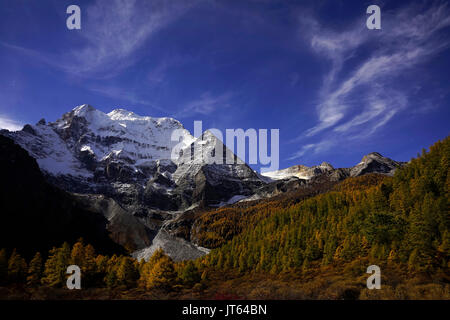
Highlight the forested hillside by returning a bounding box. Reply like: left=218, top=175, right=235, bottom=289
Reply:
left=203, top=137, right=449, bottom=273
left=1, top=137, right=448, bottom=299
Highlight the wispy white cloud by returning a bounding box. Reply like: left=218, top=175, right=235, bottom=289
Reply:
left=0, top=115, right=23, bottom=131
left=2, top=0, right=200, bottom=78
left=66, top=0, right=198, bottom=77
left=334, top=90, right=407, bottom=136
left=290, top=2, right=450, bottom=160
left=288, top=140, right=333, bottom=161
left=176, top=91, right=234, bottom=118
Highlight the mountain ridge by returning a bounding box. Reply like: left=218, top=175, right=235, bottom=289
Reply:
left=0, top=104, right=405, bottom=261
left=262, top=152, right=403, bottom=182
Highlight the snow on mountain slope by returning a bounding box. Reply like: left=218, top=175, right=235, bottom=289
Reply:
left=172, top=130, right=257, bottom=185
left=4, top=104, right=195, bottom=181
left=3, top=104, right=266, bottom=210
left=171, top=130, right=264, bottom=207
left=261, top=152, right=402, bottom=183
left=262, top=162, right=334, bottom=180
left=4, top=121, right=93, bottom=177
left=53, top=104, right=195, bottom=174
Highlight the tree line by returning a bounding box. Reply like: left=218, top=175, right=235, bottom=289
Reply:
left=0, top=240, right=205, bottom=291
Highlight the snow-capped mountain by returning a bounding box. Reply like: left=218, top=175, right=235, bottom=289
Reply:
left=3, top=105, right=265, bottom=208
left=1, top=105, right=266, bottom=260
left=0, top=104, right=404, bottom=261
left=261, top=153, right=402, bottom=181
left=8, top=104, right=194, bottom=182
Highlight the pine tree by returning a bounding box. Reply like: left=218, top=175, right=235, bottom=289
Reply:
left=322, top=238, right=336, bottom=265
left=41, top=243, right=71, bottom=287
left=238, top=253, right=247, bottom=273
left=0, top=249, right=7, bottom=285
left=83, top=244, right=97, bottom=286
left=104, top=254, right=125, bottom=288
left=27, top=252, right=43, bottom=287
left=95, top=255, right=108, bottom=273
left=137, top=257, right=146, bottom=273
left=406, top=202, right=435, bottom=271
left=408, top=248, right=420, bottom=271
left=70, top=239, right=85, bottom=267
left=105, top=269, right=117, bottom=288
left=217, top=252, right=224, bottom=270
left=116, top=256, right=138, bottom=288
left=179, top=261, right=200, bottom=287
left=138, top=249, right=166, bottom=288
left=41, top=247, right=58, bottom=286
left=201, top=270, right=208, bottom=282
left=145, top=255, right=177, bottom=290
left=7, top=249, right=27, bottom=283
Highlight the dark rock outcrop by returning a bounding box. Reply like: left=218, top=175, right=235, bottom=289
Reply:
left=0, top=135, right=125, bottom=258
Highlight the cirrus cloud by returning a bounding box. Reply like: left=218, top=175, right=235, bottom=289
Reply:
left=290, top=1, right=450, bottom=160
left=0, top=115, right=23, bottom=131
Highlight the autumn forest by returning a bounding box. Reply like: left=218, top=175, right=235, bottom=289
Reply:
left=1, top=137, right=449, bottom=299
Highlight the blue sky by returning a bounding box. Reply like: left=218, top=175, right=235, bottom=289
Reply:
left=0, top=0, right=449, bottom=170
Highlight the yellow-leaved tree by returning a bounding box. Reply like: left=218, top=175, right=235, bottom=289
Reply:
left=7, top=249, right=27, bottom=283
left=26, top=252, right=43, bottom=287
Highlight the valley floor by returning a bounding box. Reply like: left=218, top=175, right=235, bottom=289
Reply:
left=1, top=262, right=449, bottom=300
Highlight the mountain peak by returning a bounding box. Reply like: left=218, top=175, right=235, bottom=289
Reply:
left=351, top=152, right=401, bottom=177
left=366, top=151, right=383, bottom=157
left=201, top=129, right=223, bottom=141
left=107, top=108, right=142, bottom=120
left=72, top=104, right=96, bottom=116
left=361, top=152, right=385, bottom=163
left=320, top=162, right=334, bottom=170
left=106, top=109, right=183, bottom=130
left=3, top=104, right=196, bottom=180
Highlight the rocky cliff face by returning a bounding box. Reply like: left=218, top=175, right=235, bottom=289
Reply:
left=1, top=105, right=265, bottom=260
left=243, top=151, right=403, bottom=203
left=349, top=152, right=402, bottom=177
